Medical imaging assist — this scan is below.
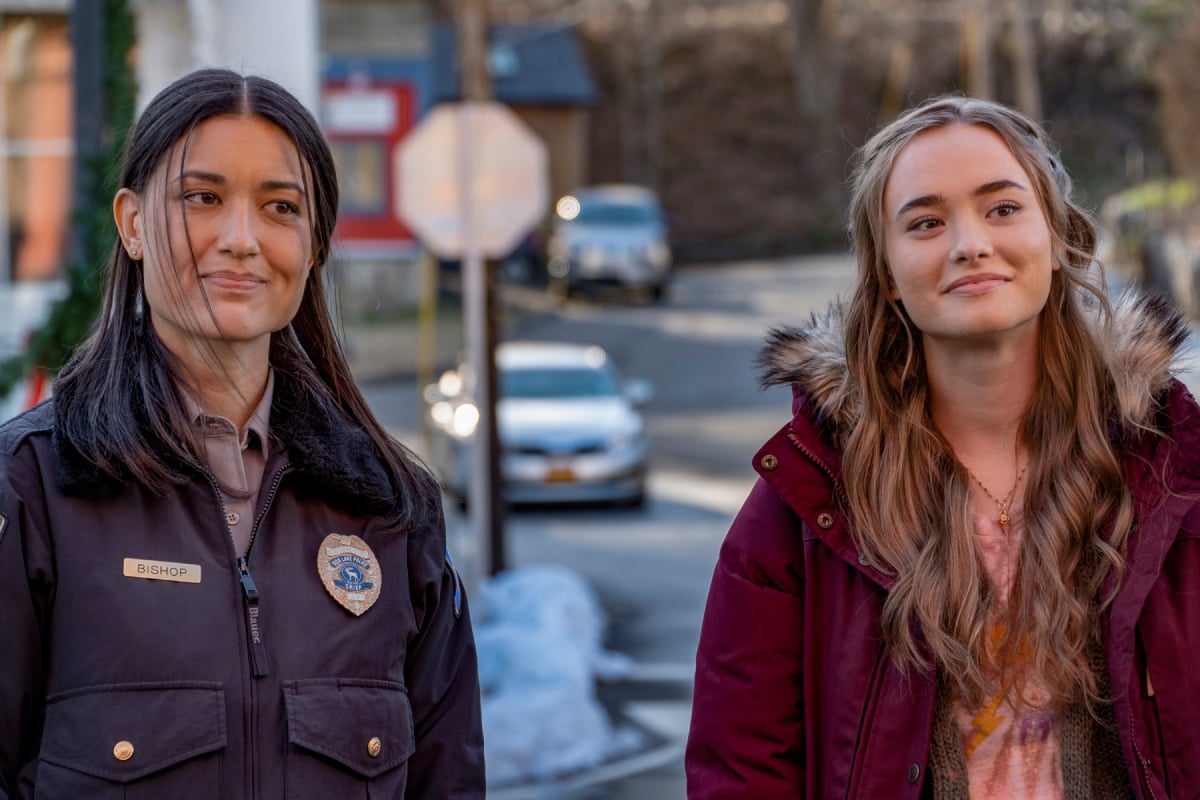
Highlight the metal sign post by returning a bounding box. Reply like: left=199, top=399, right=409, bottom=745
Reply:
left=457, top=104, right=494, bottom=580
left=397, top=102, right=548, bottom=583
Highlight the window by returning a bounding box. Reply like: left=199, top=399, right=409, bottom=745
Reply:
left=1, top=14, right=72, bottom=281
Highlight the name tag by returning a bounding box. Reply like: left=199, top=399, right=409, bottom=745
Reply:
left=123, top=558, right=202, bottom=584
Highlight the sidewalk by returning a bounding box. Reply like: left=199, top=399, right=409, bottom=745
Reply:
left=342, top=284, right=562, bottom=385
left=342, top=308, right=464, bottom=386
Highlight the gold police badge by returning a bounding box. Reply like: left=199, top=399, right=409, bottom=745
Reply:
left=317, top=533, right=382, bottom=616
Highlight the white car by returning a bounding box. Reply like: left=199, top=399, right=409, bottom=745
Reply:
left=545, top=185, right=672, bottom=301
left=425, top=341, right=652, bottom=506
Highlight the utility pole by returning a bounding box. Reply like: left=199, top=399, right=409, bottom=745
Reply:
left=960, top=0, right=993, bottom=100
left=1009, top=0, right=1042, bottom=119
left=456, top=0, right=507, bottom=576
left=639, top=0, right=663, bottom=194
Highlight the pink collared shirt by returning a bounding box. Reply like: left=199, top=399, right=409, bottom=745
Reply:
left=183, top=372, right=274, bottom=557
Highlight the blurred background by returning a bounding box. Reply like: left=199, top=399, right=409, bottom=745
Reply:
left=0, top=0, right=1198, bottom=796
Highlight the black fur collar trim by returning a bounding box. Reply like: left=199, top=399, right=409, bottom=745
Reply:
left=51, top=369, right=396, bottom=517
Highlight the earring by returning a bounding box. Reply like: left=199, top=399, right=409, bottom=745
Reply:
left=127, top=241, right=141, bottom=260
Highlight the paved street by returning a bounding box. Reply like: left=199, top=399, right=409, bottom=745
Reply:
left=360, top=253, right=857, bottom=798
left=358, top=255, right=1200, bottom=798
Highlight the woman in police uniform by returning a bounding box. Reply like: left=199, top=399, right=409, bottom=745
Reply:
left=0, top=68, right=484, bottom=798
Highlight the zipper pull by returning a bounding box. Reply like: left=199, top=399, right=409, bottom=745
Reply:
left=238, top=557, right=270, bottom=677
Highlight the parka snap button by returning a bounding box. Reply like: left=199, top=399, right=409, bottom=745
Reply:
left=817, top=513, right=834, bottom=529
left=857, top=551, right=869, bottom=566
left=367, top=737, right=382, bottom=758
left=760, top=454, right=779, bottom=471
left=907, top=763, right=920, bottom=783
left=113, top=741, right=134, bottom=761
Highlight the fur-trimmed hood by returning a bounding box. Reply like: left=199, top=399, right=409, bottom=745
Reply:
left=757, top=290, right=1191, bottom=441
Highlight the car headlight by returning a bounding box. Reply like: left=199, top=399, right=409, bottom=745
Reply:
left=438, top=370, right=464, bottom=397
left=644, top=241, right=671, bottom=267
left=451, top=403, right=480, bottom=438
left=430, top=401, right=454, bottom=427
left=607, top=431, right=637, bottom=452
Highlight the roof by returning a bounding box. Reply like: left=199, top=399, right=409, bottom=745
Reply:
left=571, top=184, right=662, bottom=207
left=431, top=24, right=598, bottom=106
left=497, top=341, right=611, bottom=370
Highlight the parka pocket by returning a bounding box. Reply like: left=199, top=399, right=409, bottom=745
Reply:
left=36, top=681, right=226, bottom=800
left=283, top=678, right=415, bottom=799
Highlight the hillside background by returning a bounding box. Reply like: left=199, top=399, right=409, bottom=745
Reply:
left=442, top=0, right=1200, bottom=261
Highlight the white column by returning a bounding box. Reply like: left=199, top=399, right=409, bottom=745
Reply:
left=213, top=0, right=320, bottom=113
left=131, top=0, right=320, bottom=115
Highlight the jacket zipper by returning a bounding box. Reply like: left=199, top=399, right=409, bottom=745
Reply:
left=844, top=640, right=888, bottom=799
left=238, top=467, right=288, bottom=678
left=786, top=430, right=848, bottom=506
left=1126, top=696, right=1160, bottom=800
left=206, top=465, right=289, bottom=800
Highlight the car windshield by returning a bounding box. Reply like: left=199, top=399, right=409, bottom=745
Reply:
left=502, top=367, right=619, bottom=399
left=574, top=202, right=658, bottom=225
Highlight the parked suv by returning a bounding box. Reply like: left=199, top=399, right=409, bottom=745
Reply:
left=545, top=184, right=672, bottom=301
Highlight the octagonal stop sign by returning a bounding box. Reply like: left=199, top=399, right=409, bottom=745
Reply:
left=395, top=102, right=548, bottom=259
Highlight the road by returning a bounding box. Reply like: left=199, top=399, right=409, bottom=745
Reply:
left=359, top=255, right=1200, bottom=798
left=360, top=253, right=858, bottom=798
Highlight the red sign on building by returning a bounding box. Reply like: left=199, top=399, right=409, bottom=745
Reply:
left=323, top=80, right=417, bottom=257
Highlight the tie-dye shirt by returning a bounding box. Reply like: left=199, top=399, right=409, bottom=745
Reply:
left=953, top=509, right=1064, bottom=799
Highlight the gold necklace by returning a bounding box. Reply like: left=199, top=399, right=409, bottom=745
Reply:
left=962, top=462, right=1027, bottom=533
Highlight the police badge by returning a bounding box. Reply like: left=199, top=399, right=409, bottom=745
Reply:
left=317, top=533, right=382, bottom=616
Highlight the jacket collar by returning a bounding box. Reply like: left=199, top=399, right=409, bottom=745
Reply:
left=52, top=368, right=397, bottom=517
left=757, top=290, right=1190, bottom=449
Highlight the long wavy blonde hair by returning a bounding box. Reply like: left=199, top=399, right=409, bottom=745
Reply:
left=842, top=95, right=1134, bottom=711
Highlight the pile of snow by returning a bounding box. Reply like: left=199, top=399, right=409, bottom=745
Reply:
left=475, top=564, right=643, bottom=786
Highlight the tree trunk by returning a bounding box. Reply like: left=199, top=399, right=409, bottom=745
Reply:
left=960, top=0, right=993, bottom=100
left=1010, top=0, right=1042, bottom=119
left=787, top=0, right=842, bottom=195
left=638, top=0, right=663, bottom=194
left=615, top=1, right=641, bottom=183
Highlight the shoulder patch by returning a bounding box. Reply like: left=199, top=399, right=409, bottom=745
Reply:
left=446, top=549, right=462, bottom=619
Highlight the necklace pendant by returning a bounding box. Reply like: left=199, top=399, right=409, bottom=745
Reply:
left=998, top=509, right=1010, bottom=531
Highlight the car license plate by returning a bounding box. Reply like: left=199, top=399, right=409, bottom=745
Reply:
left=545, top=467, right=576, bottom=483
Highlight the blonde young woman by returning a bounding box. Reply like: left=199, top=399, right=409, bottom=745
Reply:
left=686, top=95, right=1200, bottom=799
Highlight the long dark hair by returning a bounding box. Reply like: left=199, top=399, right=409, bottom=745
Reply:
left=54, top=68, right=439, bottom=530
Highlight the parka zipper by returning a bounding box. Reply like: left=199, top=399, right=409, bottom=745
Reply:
left=786, top=430, right=848, bottom=506
left=237, top=556, right=269, bottom=677
left=1127, top=696, right=1160, bottom=800
left=206, top=464, right=289, bottom=800
left=843, top=640, right=890, bottom=799
left=206, top=469, right=286, bottom=678
left=237, top=466, right=289, bottom=678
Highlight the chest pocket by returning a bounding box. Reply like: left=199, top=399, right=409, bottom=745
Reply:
left=283, top=678, right=415, bottom=799
left=36, top=682, right=226, bottom=800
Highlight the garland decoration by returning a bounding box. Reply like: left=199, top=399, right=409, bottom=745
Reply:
left=0, top=0, right=136, bottom=398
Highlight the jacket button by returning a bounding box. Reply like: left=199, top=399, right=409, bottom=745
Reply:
left=113, top=740, right=134, bottom=761
left=760, top=454, right=779, bottom=471
left=907, top=763, right=920, bottom=783
left=367, top=737, right=382, bottom=758
left=226, top=511, right=240, bottom=526
left=858, top=551, right=869, bottom=566
left=817, top=513, right=834, bottom=529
